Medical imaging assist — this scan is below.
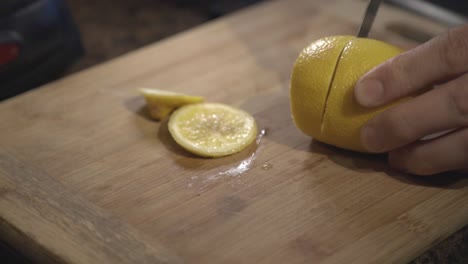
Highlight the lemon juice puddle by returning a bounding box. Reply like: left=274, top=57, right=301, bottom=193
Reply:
left=188, top=129, right=266, bottom=192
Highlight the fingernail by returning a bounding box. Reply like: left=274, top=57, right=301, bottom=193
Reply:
left=361, top=124, right=384, bottom=152
left=355, top=79, right=384, bottom=107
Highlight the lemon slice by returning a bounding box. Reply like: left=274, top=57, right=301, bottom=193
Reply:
left=140, top=88, right=204, bottom=120
left=168, top=103, right=258, bottom=158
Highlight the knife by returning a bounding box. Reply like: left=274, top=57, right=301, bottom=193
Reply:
left=357, top=0, right=384, bottom=38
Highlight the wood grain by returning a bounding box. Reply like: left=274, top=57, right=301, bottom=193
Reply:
left=0, top=0, right=467, bottom=263
left=0, top=149, right=180, bottom=264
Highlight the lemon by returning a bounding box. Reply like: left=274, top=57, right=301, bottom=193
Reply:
left=290, top=36, right=404, bottom=152
left=140, top=88, right=204, bottom=120
left=168, top=103, right=257, bottom=157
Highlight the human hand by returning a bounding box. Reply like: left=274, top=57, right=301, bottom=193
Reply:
left=354, top=24, right=468, bottom=176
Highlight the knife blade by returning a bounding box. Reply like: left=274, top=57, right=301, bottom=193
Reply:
left=357, top=0, right=384, bottom=38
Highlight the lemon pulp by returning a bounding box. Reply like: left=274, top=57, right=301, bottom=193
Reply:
left=168, top=103, right=257, bottom=157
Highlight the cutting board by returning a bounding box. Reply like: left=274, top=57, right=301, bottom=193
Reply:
left=1, top=0, right=467, bottom=263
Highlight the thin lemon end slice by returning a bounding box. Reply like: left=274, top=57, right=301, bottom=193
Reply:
left=168, top=103, right=258, bottom=158
left=140, top=88, right=204, bottom=120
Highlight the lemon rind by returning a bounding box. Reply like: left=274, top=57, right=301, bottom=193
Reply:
left=139, top=88, right=205, bottom=120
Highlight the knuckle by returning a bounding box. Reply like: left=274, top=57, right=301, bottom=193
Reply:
left=447, top=82, right=468, bottom=124
left=384, top=54, right=414, bottom=97
left=439, top=27, right=468, bottom=72
left=383, top=109, right=416, bottom=145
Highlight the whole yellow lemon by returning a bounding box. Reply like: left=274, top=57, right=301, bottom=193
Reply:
left=290, top=35, right=404, bottom=153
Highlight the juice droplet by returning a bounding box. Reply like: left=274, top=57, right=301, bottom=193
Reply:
left=187, top=128, right=267, bottom=192
left=256, top=129, right=267, bottom=145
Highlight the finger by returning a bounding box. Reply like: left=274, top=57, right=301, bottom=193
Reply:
left=361, top=72, right=468, bottom=152
left=388, top=128, right=468, bottom=176
left=355, top=24, right=468, bottom=107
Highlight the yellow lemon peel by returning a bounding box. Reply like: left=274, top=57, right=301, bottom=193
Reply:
left=140, top=88, right=204, bottom=120
left=290, top=36, right=405, bottom=152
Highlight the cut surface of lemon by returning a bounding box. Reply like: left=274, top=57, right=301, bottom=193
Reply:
left=140, top=88, right=204, bottom=120
left=168, top=103, right=257, bottom=158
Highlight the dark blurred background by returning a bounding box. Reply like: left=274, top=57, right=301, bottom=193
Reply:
left=0, top=0, right=467, bottom=101
left=64, top=0, right=265, bottom=73
left=0, top=0, right=467, bottom=263
left=0, top=0, right=264, bottom=101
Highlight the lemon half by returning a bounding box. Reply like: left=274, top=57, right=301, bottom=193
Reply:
left=140, top=88, right=204, bottom=120
left=168, top=103, right=257, bottom=157
left=290, top=36, right=404, bottom=152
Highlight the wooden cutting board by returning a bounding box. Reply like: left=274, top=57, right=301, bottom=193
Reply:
left=1, top=0, right=467, bottom=263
